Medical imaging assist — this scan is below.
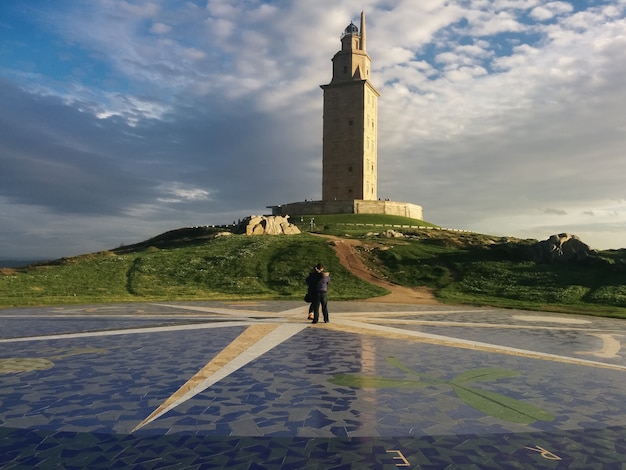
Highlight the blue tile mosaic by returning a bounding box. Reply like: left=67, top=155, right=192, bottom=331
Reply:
left=2, top=301, right=626, bottom=468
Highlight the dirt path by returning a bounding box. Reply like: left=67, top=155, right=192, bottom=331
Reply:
left=319, top=235, right=440, bottom=304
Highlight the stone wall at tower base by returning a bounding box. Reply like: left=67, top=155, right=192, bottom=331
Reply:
left=268, top=200, right=423, bottom=220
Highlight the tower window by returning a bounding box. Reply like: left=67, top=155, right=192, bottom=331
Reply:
left=348, top=166, right=353, bottom=172
left=343, top=65, right=348, bottom=74
left=348, top=120, right=353, bottom=126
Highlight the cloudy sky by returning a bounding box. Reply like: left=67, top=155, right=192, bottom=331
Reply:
left=1, top=0, right=625, bottom=259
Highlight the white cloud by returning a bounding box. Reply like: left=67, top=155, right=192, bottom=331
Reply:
left=157, top=183, right=212, bottom=203
left=118, top=0, right=159, bottom=18
left=531, top=2, right=573, bottom=21
left=182, top=47, right=207, bottom=61
left=465, top=10, right=527, bottom=36
left=150, top=22, right=171, bottom=34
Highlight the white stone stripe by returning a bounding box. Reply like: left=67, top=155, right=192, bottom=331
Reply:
left=153, top=303, right=310, bottom=317
left=277, top=305, right=310, bottom=316
left=320, top=309, right=488, bottom=316
left=152, top=303, right=265, bottom=315
left=0, top=314, right=253, bottom=319
left=335, top=319, right=626, bottom=371
left=0, top=321, right=255, bottom=343
left=373, top=319, right=619, bottom=333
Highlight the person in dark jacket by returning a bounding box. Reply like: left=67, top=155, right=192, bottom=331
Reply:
left=305, top=266, right=316, bottom=320
left=306, top=263, right=330, bottom=323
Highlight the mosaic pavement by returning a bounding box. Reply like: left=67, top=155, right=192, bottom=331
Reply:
left=1, top=300, right=626, bottom=469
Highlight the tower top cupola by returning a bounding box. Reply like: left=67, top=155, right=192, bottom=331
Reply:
left=342, top=22, right=359, bottom=37
left=340, top=12, right=367, bottom=53
left=321, top=11, right=379, bottom=202
left=332, top=11, right=371, bottom=80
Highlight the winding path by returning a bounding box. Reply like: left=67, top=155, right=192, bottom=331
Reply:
left=320, top=235, right=440, bottom=304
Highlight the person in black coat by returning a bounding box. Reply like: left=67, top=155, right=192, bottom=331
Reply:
left=305, top=266, right=316, bottom=320
left=305, top=263, right=331, bottom=323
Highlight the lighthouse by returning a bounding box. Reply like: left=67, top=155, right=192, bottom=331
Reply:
left=268, top=12, right=423, bottom=221
left=320, top=12, right=380, bottom=201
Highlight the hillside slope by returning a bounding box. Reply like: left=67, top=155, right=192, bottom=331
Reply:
left=319, top=235, right=439, bottom=304
left=2, top=218, right=626, bottom=317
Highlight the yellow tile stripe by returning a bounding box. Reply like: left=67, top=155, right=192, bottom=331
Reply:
left=132, top=323, right=279, bottom=432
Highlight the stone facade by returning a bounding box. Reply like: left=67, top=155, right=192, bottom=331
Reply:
left=321, top=12, right=379, bottom=201
left=267, top=12, right=424, bottom=223
left=269, top=200, right=423, bottom=220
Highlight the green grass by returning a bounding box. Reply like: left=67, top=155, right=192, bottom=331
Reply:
left=0, top=233, right=387, bottom=307
left=288, top=213, right=438, bottom=236
left=0, top=252, right=137, bottom=305
left=3, top=214, right=626, bottom=319
left=362, top=235, right=626, bottom=318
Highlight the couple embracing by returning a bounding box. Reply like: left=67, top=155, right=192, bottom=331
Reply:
left=305, top=263, right=330, bottom=324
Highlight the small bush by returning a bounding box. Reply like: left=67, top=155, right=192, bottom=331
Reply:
left=587, top=286, right=626, bottom=307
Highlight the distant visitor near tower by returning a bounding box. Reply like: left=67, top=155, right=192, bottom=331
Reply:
left=269, top=12, right=423, bottom=220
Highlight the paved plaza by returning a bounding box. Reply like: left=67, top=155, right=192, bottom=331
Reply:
left=1, top=300, right=626, bottom=468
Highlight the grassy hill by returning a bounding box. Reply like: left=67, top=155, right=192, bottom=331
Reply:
left=2, top=214, right=626, bottom=318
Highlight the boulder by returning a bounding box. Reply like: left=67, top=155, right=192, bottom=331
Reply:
left=237, top=215, right=301, bottom=236
left=524, top=233, right=594, bottom=262
left=365, top=230, right=405, bottom=238
left=381, top=229, right=405, bottom=238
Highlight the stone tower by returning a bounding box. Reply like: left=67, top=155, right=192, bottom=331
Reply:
left=321, top=12, right=380, bottom=201
left=267, top=12, right=423, bottom=221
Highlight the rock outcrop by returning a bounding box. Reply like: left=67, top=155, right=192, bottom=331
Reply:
left=237, top=215, right=301, bottom=236
left=524, top=233, right=594, bottom=262
left=365, top=229, right=405, bottom=238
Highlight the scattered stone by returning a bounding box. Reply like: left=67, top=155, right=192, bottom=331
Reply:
left=380, top=230, right=404, bottom=238
left=364, top=230, right=405, bottom=238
